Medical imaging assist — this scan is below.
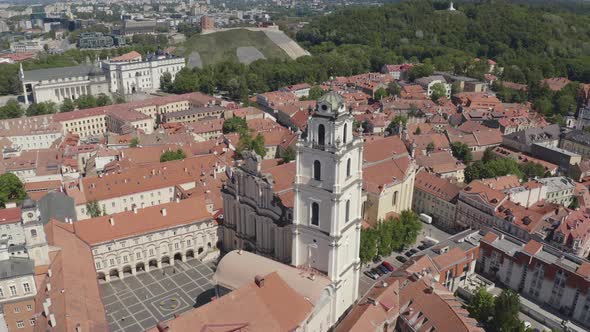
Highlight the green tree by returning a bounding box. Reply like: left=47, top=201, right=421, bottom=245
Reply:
left=450, top=142, right=473, bottom=164
left=430, top=82, right=447, bottom=102
left=359, top=228, right=378, bottom=263
left=451, top=81, right=463, bottom=95
left=387, top=82, right=401, bottom=96
left=160, top=149, right=187, bottom=162
left=408, top=64, right=434, bottom=81
left=374, top=87, right=388, bottom=100
left=75, top=95, right=98, bottom=109
left=467, top=287, right=495, bottom=330
left=282, top=146, right=296, bottom=163
left=0, top=173, right=25, bottom=208
left=426, top=142, right=435, bottom=154
left=0, top=99, right=23, bottom=119
left=85, top=200, right=102, bottom=218
left=129, top=137, right=139, bottom=148
left=414, top=126, right=422, bottom=135
left=160, top=72, right=173, bottom=92
left=223, top=117, right=248, bottom=134
left=398, top=210, right=422, bottom=246
left=26, top=102, right=57, bottom=116
left=251, top=133, right=267, bottom=158
left=96, top=94, right=112, bottom=107
left=518, top=162, right=546, bottom=180
left=308, top=85, right=325, bottom=100
left=493, top=290, right=525, bottom=332
left=60, top=98, right=75, bottom=113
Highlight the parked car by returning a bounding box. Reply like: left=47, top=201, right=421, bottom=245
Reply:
left=373, top=267, right=385, bottom=276
left=396, top=255, right=408, bottom=263
left=381, top=261, right=395, bottom=272
left=417, top=244, right=427, bottom=250
left=410, top=248, right=420, bottom=255
left=377, top=265, right=390, bottom=274
left=364, top=270, right=379, bottom=280
left=404, top=251, right=413, bottom=257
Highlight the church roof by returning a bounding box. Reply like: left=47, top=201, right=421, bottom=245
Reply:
left=318, top=91, right=344, bottom=110
left=23, top=65, right=104, bottom=82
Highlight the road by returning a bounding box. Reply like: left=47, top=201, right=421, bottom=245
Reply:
left=358, top=222, right=453, bottom=296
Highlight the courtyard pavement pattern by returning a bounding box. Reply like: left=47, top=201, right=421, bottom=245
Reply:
left=99, top=258, right=216, bottom=332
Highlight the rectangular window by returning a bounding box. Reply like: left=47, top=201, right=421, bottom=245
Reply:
left=26, top=305, right=32, bottom=311
left=16, top=321, right=24, bottom=329
left=29, top=319, right=35, bottom=326
left=14, top=307, right=20, bottom=313
left=136, top=252, right=141, bottom=259
left=22, top=283, right=31, bottom=294
left=109, top=259, right=115, bottom=266
left=10, top=286, right=17, bottom=296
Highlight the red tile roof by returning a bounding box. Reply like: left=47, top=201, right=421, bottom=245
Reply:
left=0, top=207, right=21, bottom=225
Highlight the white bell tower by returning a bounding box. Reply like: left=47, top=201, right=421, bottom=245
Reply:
left=292, top=91, right=363, bottom=324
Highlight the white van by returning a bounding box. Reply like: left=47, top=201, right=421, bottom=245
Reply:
left=419, top=213, right=432, bottom=224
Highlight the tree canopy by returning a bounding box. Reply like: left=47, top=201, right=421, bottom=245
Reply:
left=160, top=149, right=187, bottom=162
left=450, top=142, right=473, bottom=164
left=222, top=116, right=248, bottom=134
left=0, top=173, right=26, bottom=208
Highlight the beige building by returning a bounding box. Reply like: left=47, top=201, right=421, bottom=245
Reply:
left=0, top=115, right=62, bottom=152
left=363, top=156, right=416, bottom=225
left=70, top=197, right=219, bottom=282
left=413, top=171, right=461, bottom=231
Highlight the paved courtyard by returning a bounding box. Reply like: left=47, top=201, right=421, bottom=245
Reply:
left=99, top=258, right=216, bottom=332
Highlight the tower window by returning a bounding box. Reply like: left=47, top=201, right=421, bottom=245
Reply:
left=30, top=229, right=37, bottom=238
left=346, top=158, right=352, bottom=177
left=393, top=191, right=399, bottom=205
left=345, top=200, right=350, bottom=222
left=311, top=202, right=319, bottom=226
left=318, top=124, right=325, bottom=146
left=313, top=160, right=321, bottom=181
left=343, top=123, right=348, bottom=143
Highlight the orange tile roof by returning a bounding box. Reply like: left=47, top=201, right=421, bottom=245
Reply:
left=148, top=272, right=313, bottom=332
left=363, top=135, right=407, bottom=165
left=480, top=175, right=521, bottom=190
left=415, top=151, right=464, bottom=174
left=35, top=220, right=108, bottom=332
left=0, top=207, right=21, bottom=225
left=76, top=154, right=226, bottom=203
left=72, top=196, right=211, bottom=245
left=110, top=51, right=142, bottom=62
left=414, top=171, right=461, bottom=201
left=363, top=156, right=412, bottom=194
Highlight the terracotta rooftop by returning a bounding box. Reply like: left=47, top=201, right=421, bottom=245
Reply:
left=72, top=196, right=212, bottom=245
left=110, top=51, right=142, bottom=62
left=363, top=156, right=412, bottom=194
left=35, top=220, right=108, bottom=332
left=148, top=272, right=313, bottom=332
left=480, top=175, right=521, bottom=190
left=414, top=171, right=461, bottom=201
left=0, top=207, right=21, bottom=225
left=363, top=135, right=407, bottom=165
left=415, top=150, right=465, bottom=175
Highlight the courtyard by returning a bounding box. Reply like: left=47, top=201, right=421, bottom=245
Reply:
left=99, top=258, right=216, bottom=332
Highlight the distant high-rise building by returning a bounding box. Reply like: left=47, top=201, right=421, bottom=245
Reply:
left=200, top=16, right=214, bottom=31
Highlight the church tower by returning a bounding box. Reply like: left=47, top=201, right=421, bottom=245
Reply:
left=292, top=91, right=363, bottom=324
left=21, top=199, right=49, bottom=266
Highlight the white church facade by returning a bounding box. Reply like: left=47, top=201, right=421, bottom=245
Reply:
left=218, top=92, right=363, bottom=327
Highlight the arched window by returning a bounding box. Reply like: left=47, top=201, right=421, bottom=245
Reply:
left=343, top=123, right=348, bottom=144
left=318, top=124, right=325, bottom=146
left=393, top=191, right=399, bottom=205
left=346, top=158, right=352, bottom=177
left=311, top=202, right=319, bottom=226
left=345, top=200, right=350, bottom=222
left=30, top=229, right=37, bottom=238
left=313, top=160, right=321, bottom=181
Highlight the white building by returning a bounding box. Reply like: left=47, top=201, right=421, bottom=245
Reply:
left=101, top=51, right=185, bottom=95
left=291, top=91, right=363, bottom=324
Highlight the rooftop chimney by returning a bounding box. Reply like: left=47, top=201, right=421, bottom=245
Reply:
left=161, top=208, right=167, bottom=217
left=108, top=217, right=115, bottom=226
left=254, top=275, right=265, bottom=288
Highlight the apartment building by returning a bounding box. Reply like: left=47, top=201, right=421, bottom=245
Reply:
left=71, top=197, right=219, bottom=282
left=66, top=155, right=227, bottom=220
left=0, top=115, right=62, bottom=152
left=479, top=231, right=590, bottom=329
left=413, top=171, right=461, bottom=232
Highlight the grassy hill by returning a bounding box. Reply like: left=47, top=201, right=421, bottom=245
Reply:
left=177, top=29, right=290, bottom=67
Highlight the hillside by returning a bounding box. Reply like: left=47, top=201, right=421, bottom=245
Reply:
left=177, top=29, right=293, bottom=68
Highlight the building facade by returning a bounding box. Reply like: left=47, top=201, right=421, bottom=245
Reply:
left=291, top=91, right=363, bottom=325
left=221, top=152, right=294, bottom=263
left=413, top=171, right=460, bottom=232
